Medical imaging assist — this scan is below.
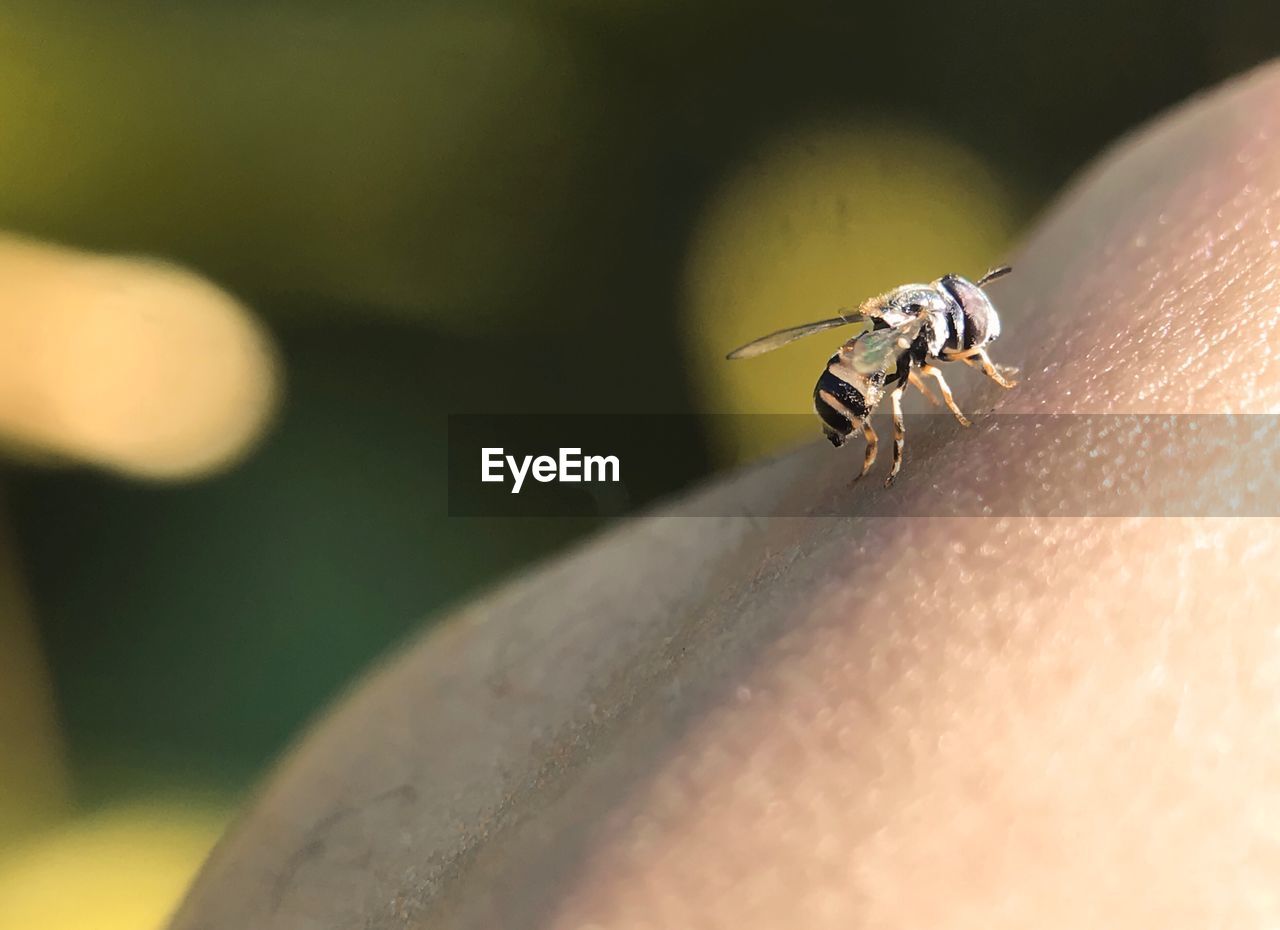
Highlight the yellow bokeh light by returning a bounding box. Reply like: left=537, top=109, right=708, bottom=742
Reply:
left=683, top=121, right=1020, bottom=464
left=0, top=802, right=226, bottom=930
left=0, top=236, right=280, bottom=480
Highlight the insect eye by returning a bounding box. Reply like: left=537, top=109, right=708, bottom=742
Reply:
left=940, top=275, right=999, bottom=348
left=938, top=276, right=966, bottom=309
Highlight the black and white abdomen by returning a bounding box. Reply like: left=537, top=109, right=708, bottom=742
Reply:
left=813, top=351, right=874, bottom=447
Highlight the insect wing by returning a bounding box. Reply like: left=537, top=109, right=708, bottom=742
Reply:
left=845, top=318, right=926, bottom=375
left=726, top=313, right=874, bottom=360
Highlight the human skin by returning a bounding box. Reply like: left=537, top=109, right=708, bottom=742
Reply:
left=170, top=62, right=1280, bottom=930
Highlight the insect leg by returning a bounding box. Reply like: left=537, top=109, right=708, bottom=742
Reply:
left=856, top=420, right=878, bottom=481
left=908, top=370, right=940, bottom=406
left=886, top=387, right=906, bottom=488
left=960, top=348, right=1019, bottom=388
left=919, top=364, right=972, bottom=427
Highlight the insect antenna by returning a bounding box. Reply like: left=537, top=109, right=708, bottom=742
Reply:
left=976, top=265, right=1013, bottom=287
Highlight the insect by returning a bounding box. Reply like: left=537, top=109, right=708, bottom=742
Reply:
left=726, top=267, right=1018, bottom=486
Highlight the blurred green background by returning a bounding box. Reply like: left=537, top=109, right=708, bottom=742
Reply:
left=0, top=1, right=1277, bottom=927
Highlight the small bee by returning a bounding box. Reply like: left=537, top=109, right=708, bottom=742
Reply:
left=726, top=267, right=1018, bottom=486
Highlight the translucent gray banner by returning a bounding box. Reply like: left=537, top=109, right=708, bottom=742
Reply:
left=447, top=414, right=1279, bottom=517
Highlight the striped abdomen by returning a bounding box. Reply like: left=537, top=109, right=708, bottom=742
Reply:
left=813, top=351, right=876, bottom=446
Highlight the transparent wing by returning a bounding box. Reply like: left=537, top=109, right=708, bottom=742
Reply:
left=725, top=313, right=872, bottom=360
left=844, top=317, right=928, bottom=375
